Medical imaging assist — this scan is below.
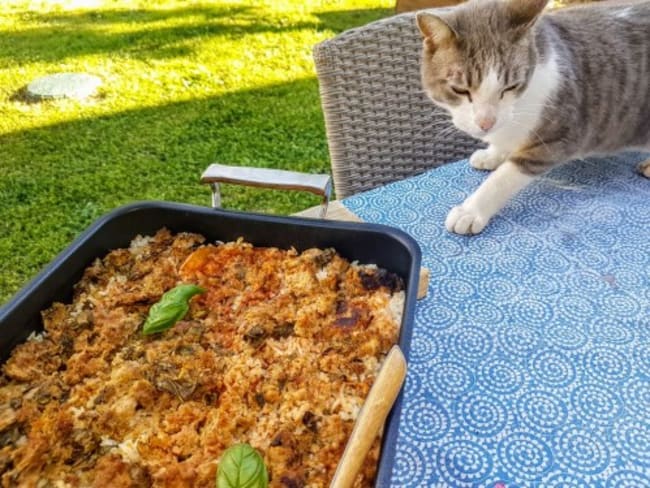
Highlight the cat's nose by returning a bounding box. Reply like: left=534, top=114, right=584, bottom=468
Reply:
left=477, top=115, right=496, bottom=132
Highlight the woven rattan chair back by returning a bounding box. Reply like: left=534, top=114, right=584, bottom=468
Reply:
left=313, top=11, right=481, bottom=198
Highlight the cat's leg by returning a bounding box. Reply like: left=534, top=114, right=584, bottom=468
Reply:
left=637, top=158, right=650, bottom=178
left=446, top=160, right=536, bottom=235
left=469, top=145, right=509, bottom=171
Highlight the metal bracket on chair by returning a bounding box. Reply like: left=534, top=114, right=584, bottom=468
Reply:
left=200, top=164, right=333, bottom=218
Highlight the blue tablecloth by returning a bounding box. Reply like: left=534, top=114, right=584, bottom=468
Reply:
left=343, top=154, right=650, bottom=487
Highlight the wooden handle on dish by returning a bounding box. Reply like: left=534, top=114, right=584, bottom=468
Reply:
left=330, top=345, right=407, bottom=488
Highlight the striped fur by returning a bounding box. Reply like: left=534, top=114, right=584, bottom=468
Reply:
left=417, top=0, right=650, bottom=234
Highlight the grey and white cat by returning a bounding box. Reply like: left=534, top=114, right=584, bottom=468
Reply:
left=416, top=0, right=650, bottom=235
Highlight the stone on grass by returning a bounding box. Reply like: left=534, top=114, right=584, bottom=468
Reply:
left=26, top=73, right=102, bottom=101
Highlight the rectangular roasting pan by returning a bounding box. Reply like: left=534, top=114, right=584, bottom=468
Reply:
left=0, top=201, right=421, bottom=487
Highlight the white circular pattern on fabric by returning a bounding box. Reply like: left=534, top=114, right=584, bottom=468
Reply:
left=516, top=212, right=553, bottom=233
left=577, top=248, right=612, bottom=269
left=436, top=440, right=493, bottom=487
left=556, top=212, right=588, bottom=234
left=366, top=192, right=402, bottom=210
left=516, top=389, right=568, bottom=432
left=600, top=292, right=641, bottom=318
left=402, top=400, right=450, bottom=443
left=453, top=256, right=494, bottom=279
left=426, top=361, right=474, bottom=399
left=503, top=195, right=526, bottom=215
left=533, top=250, right=572, bottom=274
left=423, top=256, right=451, bottom=277
left=422, top=203, right=448, bottom=221
left=583, top=346, right=632, bottom=384
left=441, top=187, right=468, bottom=203
left=554, top=427, right=610, bottom=475
left=404, top=189, right=435, bottom=207
left=634, top=342, right=650, bottom=377
left=589, top=317, right=636, bottom=345
left=508, top=298, right=554, bottom=324
left=479, top=277, right=519, bottom=302
left=466, top=235, right=504, bottom=255
left=615, top=245, right=649, bottom=266
left=403, top=370, right=423, bottom=399
left=437, top=277, right=476, bottom=303
left=477, top=360, right=524, bottom=395
left=546, top=230, right=578, bottom=254
left=387, top=205, right=421, bottom=225
left=566, top=271, right=610, bottom=295
left=391, top=443, right=427, bottom=486
left=418, top=302, right=459, bottom=331
left=588, top=204, right=624, bottom=225
left=465, top=301, right=504, bottom=326
left=454, top=392, right=508, bottom=438
left=529, top=349, right=576, bottom=387
left=497, top=324, right=541, bottom=357
left=485, top=216, right=515, bottom=237
left=555, top=294, right=595, bottom=322
left=528, top=193, right=562, bottom=215
left=408, top=333, right=439, bottom=364
left=606, top=470, right=650, bottom=488
left=420, top=173, right=451, bottom=191
left=407, top=220, right=443, bottom=240
left=341, top=155, right=650, bottom=486
left=498, top=432, right=553, bottom=481
left=494, top=253, right=530, bottom=275
left=622, top=377, right=650, bottom=421
left=448, top=326, right=493, bottom=363
left=571, top=383, right=623, bottom=425
left=434, top=238, right=465, bottom=258
left=543, top=472, right=591, bottom=488
left=624, top=201, right=650, bottom=224
left=508, top=234, right=544, bottom=254
left=611, top=417, right=650, bottom=466
left=611, top=266, right=645, bottom=289
left=523, top=273, right=562, bottom=297
left=392, top=178, right=419, bottom=193
left=353, top=206, right=385, bottom=223
left=582, top=226, right=619, bottom=249
left=546, top=323, right=588, bottom=350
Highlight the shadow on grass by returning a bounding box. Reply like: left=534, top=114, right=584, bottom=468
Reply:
left=313, top=8, right=395, bottom=32
left=20, top=5, right=252, bottom=25
left=0, top=78, right=334, bottom=302
left=1, top=6, right=317, bottom=65
left=1, top=5, right=393, bottom=65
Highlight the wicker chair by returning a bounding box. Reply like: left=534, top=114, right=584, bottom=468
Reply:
left=312, top=10, right=480, bottom=199
left=202, top=10, right=480, bottom=217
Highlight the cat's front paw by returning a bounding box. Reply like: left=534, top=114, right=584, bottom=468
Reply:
left=469, top=148, right=505, bottom=171
left=445, top=204, right=489, bottom=235
left=638, top=159, right=650, bottom=178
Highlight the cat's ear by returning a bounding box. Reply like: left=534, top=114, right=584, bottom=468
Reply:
left=506, top=0, right=549, bottom=29
left=416, top=12, right=457, bottom=50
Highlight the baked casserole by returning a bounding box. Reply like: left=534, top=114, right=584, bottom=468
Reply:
left=0, top=229, right=404, bottom=487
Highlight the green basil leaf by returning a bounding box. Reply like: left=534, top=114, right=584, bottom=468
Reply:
left=142, top=284, right=205, bottom=335
left=216, top=444, right=268, bottom=488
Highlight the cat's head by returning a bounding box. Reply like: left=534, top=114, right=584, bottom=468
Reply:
left=416, top=0, right=548, bottom=140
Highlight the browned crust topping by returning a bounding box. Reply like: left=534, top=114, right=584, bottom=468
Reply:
left=0, top=229, right=403, bottom=487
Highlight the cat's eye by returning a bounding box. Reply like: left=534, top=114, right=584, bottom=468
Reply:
left=451, top=86, right=471, bottom=101
left=501, top=84, right=520, bottom=98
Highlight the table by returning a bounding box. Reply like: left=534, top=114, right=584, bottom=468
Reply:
left=340, top=154, right=649, bottom=486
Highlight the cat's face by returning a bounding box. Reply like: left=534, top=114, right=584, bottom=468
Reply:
left=417, top=0, right=548, bottom=140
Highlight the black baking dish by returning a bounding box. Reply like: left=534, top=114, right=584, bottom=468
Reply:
left=0, top=201, right=421, bottom=487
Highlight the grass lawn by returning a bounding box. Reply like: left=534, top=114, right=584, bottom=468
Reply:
left=0, top=0, right=393, bottom=304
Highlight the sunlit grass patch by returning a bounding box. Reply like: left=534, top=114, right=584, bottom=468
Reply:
left=0, top=0, right=393, bottom=303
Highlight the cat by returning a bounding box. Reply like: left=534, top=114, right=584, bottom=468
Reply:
left=416, top=0, right=650, bottom=235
